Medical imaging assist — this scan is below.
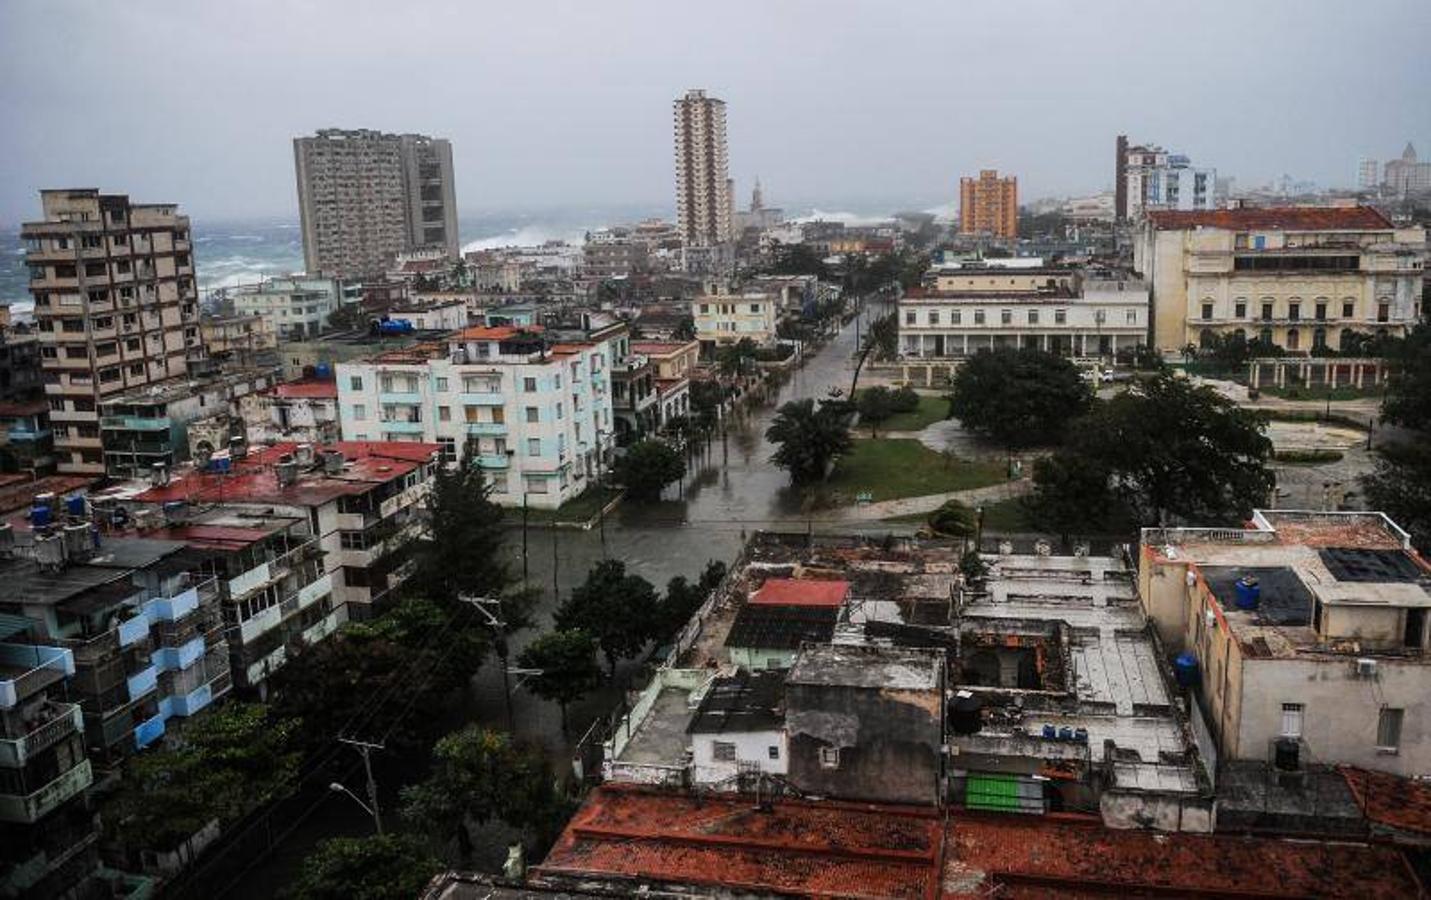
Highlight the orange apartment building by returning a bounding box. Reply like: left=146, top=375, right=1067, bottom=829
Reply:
left=959, top=169, right=1019, bottom=239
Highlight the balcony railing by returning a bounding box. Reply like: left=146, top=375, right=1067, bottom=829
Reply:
left=0, top=759, right=93, bottom=824
left=0, top=703, right=83, bottom=768
left=0, top=645, right=74, bottom=710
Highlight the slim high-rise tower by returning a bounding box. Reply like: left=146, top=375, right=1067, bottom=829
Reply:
left=673, top=90, right=731, bottom=249
left=294, top=128, right=459, bottom=278
left=22, top=189, right=204, bottom=474
left=958, top=170, right=1019, bottom=239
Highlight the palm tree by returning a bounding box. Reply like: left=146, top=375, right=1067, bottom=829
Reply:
left=766, top=398, right=853, bottom=484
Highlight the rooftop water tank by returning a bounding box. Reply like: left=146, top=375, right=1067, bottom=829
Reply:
left=1234, top=575, right=1260, bottom=610
left=950, top=692, right=983, bottom=736
left=1173, top=652, right=1199, bottom=688
left=64, top=494, right=86, bottom=518
left=314, top=362, right=332, bottom=379
left=30, top=504, right=51, bottom=529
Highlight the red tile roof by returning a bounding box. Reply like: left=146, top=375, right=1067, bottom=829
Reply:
left=457, top=325, right=542, bottom=341
left=943, top=813, right=1420, bottom=899
left=0, top=475, right=96, bottom=517
left=1146, top=206, right=1393, bottom=231
left=133, top=441, right=438, bottom=507
left=271, top=379, right=338, bottom=399
left=631, top=341, right=695, bottom=356
left=534, top=785, right=941, bottom=899
left=751, top=578, right=850, bottom=608
left=1339, top=766, right=1431, bottom=839
left=145, top=522, right=288, bottom=552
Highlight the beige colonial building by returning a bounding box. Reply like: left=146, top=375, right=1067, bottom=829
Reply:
left=1139, top=511, right=1430, bottom=779
left=694, top=294, right=778, bottom=351
left=1135, top=206, right=1425, bottom=353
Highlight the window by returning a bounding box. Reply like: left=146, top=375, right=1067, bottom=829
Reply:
left=906, top=310, right=916, bottom=325
left=349, top=376, right=363, bottom=390
left=1201, top=303, right=1213, bottom=320
left=1054, top=309, right=1066, bottom=324
left=437, top=437, right=456, bottom=463
left=1377, top=303, right=1389, bottom=323
left=1315, top=302, right=1327, bottom=321
left=1343, top=301, right=1355, bottom=318
left=554, top=372, right=562, bottom=389
left=1288, top=302, right=1300, bottom=322
left=974, top=310, right=985, bottom=325
left=950, top=310, right=961, bottom=324
left=340, top=531, right=366, bottom=550
left=435, top=376, right=449, bottom=391
left=767, top=745, right=780, bottom=760
left=523, top=377, right=537, bottom=392
left=1261, top=303, right=1274, bottom=321
left=1376, top=708, right=1403, bottom=751
left=524, top=476, right=549, bottom=494
left=712, top=741, right=736, bottom=762
left=819, top=746, right=840, bottom=769
left=1125, top=310, right=1137, bottom=324
left=928, top=311, right=940, bottom=325
left=555, top=402, right=563, bottom=420
left=525, top=406, right=539, bottom=423
left=1028, top=310, right=1039, bottom=325
left=438, top=405, right=451, bottom=422
left=699, top=304, right=709, bottom=314
left=1000, top=309, right=1012, bottom=325
left=1286, top=329, right=1299, bottom=350
left=1234, top=301, right=1247, bottom=319
left=749, top=303, right=760, bottom=313
left=491, top=473, right=508, bottom=493
left=352, top=404, right=367, bottom=422
left=1280, top=703, right=1304, bottom=738
left=527, top=438, right=541, bottom=456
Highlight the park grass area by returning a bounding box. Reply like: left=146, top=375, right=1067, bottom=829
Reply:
left=854, top=390, right=950, bottom=433
left=519, top=486, right=622, bottom=526
left=881, top=496, right=1034, bottom=531
left=828, top=439, right=1003, bottom=502
left=1255, top=383, right=1383, bottom=402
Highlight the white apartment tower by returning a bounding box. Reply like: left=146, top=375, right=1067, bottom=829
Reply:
left=294, top=129, right=460, bottom=278
left=21, top=190, right=205, bottom=475
left=673, top=90, right=732, bottom=250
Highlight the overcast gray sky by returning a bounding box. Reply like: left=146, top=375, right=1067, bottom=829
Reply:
left=2, top=0, right=1428, bottom=224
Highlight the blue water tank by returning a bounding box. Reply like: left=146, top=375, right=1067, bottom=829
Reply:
left=64, top=494, right=86, bottom=517
left=30, top=504, right=51, bottom=528
left=315, top=362, right=332, bottom=379
left=1058, top=726, right=1074, bottom=741
left=1073, top=727, right=1089, bottom=743
left=1234, top=575, right=1261, bottom=610
left=1042, top=724, right=1057, bottom=739
left=1174, top=652, right=1200, bottom=687
left=211, top=457, right=232, bottom=473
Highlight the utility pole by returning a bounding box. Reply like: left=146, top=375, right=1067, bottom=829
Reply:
left=461, top=595, right=514, bottom=730
left=338, top=738, right=384, bottom=834
left=521, top=492, right=529, bottom=583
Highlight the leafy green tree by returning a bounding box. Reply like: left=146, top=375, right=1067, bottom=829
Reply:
left=769, top=243, right=831, bottom=279
left=889, top=385, right=921, bottom=413
left=947, top=347, right=1092, bottom=449
left=1054, top=374, right=1274, bottom=526
left=410, top=451, right=514, bottom=607
left=555, top=560, right=659, bottom=676
left=1382, top=321, right=1431, bottom=432
left=108, top=704, right=300, bottom=853
left=400, top=727, right=557, bottom=862
left=856, top=387, right=895, bottom=437
left=613, top=439, right=686, bottom=500
left=516, top=629, right=601, bottom=733
left=286, top=835, right=440, bottom=900
left=766, top=398, right=854, bottom=484
left=698, top=559, right=728, bottom=592
left=325, top=302, right=370, bottom=333
left=1023, top=453, right=1127, bottom=542
left=927, top=499, right=976, bottom=539
left=959, top=551, right=989, bottom=584
left=673, top=315, right=697, bottom=341
left=1363, top=442, right=1431, bottom=555
left=715, top=338, right=759, bottom=377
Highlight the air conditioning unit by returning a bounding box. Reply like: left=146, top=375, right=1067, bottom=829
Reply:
left=1355, top=658, right=1378, bottom=678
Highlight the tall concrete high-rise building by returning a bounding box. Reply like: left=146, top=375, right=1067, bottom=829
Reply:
left=673, top=90, right=731, bottom=250
left=1357, top=156, right=1380, bottom=191
left=293, top=128, right=459, bottom=278
left=21, top=189, right=205, bottom=474
left=958, top=169, right=1019, bottom=238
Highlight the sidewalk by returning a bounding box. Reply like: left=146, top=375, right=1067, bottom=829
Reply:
left=817, top=478, right=1033, bottom=522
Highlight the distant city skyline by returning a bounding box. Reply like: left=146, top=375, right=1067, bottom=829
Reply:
left=1, top=0, right=1429, bottom=225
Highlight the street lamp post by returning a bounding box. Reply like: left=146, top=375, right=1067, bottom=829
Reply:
left=329, top=782, right=381, bottom=834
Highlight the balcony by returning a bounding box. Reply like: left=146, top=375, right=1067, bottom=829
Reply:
left=459, top=391, right=505, bottom=405
left=6, top=426, right=51, bottom=442
left=378, top=390, right=422, bottom=404
left=117, top=614, right=149, bottom=648
left=301, top=609, right=343, bottom=646
left=0, top=703, right=83, bottom=768
left=296, top=573, right=333, bottom=610
left=464, top=422, right=507, bottom=436
left=126, top=664, right=157, bottom=703
left=380, top=419, right=425, bottom=434
left=0, top=644, right=74, bottom=710
left=164, top=669, right=231, bottom=718
left=151, top=636, right=205, bottom=673
left=133, top=712, right=165, bottom=750
left=238, top=603, right=283, bottom=645
left=99, top=415, right=170, bottom=431
left=0, top=759, right=93, bottom=824
left=477, top=454, right=509, bottom=469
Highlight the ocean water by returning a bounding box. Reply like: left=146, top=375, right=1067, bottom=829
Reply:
left=0, top=205, right=669, bottom=315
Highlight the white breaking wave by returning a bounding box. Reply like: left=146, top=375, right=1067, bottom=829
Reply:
left=462, top=225, right=588, bottom=253
left=923, top=201, right=958, bottom=222
left=789, top=209, right=894, bottom=227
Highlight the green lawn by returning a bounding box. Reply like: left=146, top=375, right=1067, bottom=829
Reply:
left=828, top=439, right=1004, bottom=502
left=1255, top=383, right=1383, bottom=401
left=855, top=390, right=950, bottom=433
left=519, top=486, right=622, bottom=525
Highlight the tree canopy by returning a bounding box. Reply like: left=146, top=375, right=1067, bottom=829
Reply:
left=400, top=726, right=560, bottom=863
left=927, top=499, right=976, bottom=539
left=1363, top=442, right=1431, bottom=555
left=766, top=398, right=854, bottom=484
left=613, top=439, right=686, bottom=500
left=554, top=560, right=660, bottom=675
left=516, top=629, right=601, bottom=733
left=856, top=387, right=896, bottom=437
left=1382, top=321, right=1431, bottom=432
left=409, top=452, right=514, bottom=607
left=286, top=835, right=440, bottom=900
left=947, top=348, right=1092, bottom=448
left=1031, top=374, right=1274, bottom=527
